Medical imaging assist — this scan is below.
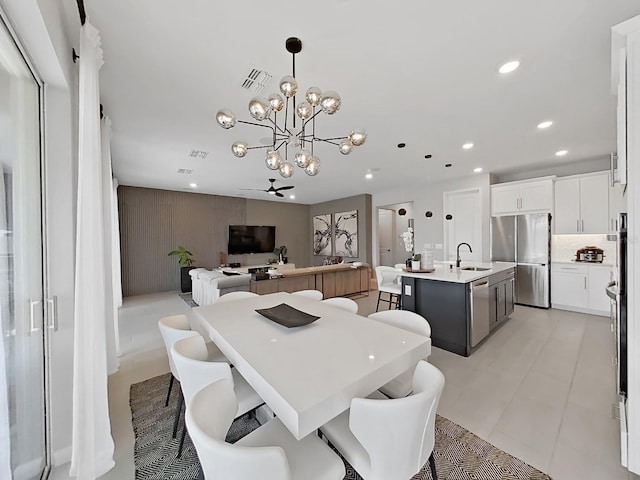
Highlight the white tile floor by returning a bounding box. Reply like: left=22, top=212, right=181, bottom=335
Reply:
left=49, top=290, right=638, bottom=480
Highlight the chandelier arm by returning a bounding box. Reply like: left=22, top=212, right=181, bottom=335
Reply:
left=313, top=138, right=346, bottom=147
left=246, top=145, right=276, bottom=151
left=237, top=119, right=276, bottom=133
left=267, top=115, right=288, bottom=135
left=301, top=110, right=323, bottom=130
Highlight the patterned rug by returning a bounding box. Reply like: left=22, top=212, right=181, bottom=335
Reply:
left=131, top=373, right=552, bottom=480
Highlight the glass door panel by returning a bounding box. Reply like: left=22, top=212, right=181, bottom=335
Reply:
left=0, top=13, right=46, bottom=480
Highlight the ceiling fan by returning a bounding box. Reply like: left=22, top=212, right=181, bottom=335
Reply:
left=241, top=178, right=294, bottom=197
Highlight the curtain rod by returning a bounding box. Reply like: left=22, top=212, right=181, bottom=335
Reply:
left=76, top=0, right=86, bottom=25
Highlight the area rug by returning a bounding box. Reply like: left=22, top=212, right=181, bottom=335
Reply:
left=131, top=373, right=552, bottom=480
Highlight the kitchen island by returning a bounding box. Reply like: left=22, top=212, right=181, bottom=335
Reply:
left=401, top=261, right=517, bottom=356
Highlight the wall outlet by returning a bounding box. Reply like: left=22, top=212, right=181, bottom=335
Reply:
left=435, top=244, right=443, bottom=250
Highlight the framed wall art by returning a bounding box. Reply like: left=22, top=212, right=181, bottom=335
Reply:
left=334, top=210, right=358, bottom=257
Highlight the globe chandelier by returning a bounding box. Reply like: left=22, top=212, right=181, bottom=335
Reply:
left=215, top=37, right=367, bottom=178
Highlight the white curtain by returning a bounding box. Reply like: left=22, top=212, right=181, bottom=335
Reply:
left=70, top=22, right=115, bottom=479
left=101, top=116, right=119, bottom=372
left=112, top=178, right=122, bottom=310
left=0, top=165, right=10, bottom=480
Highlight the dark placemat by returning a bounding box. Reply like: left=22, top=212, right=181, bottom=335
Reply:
left=255, top=303, right=320, bottom=328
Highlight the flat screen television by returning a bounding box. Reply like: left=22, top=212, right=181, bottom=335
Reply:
left=228, top=225, right=276, bottom=255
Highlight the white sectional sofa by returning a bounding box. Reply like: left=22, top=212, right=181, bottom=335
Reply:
left=189, top=268, right=251, bottom=306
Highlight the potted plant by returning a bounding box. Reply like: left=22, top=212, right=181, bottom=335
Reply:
left=411, top=253, right=422, bottom=271
left=273, top=245, right=288, bottom=265
left=168, top=245, right=195, bottom=293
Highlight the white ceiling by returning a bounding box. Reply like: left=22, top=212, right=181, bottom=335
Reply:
left=85, top=0, right=640, bottom=204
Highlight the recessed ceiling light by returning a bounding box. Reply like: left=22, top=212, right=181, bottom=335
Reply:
left=474, top=167, right=483, bottom=173
left=425, top=154, right=432, bottom=159
left=555, top=150, right=568, bottom=157
left=289, top=194, right=295, bottom=199
left=365, top=172, right=373, bottom=179
left=445, top=163, right=452, bottom=168
left=462, top=143, right=474, bottom=150
left=537, top=120, right=553, bottom=129
left=397, top=143, right=406, bottom=148
left=189, top=183, right=197, bottom=188
left=499, top=60, right=520, bottom=74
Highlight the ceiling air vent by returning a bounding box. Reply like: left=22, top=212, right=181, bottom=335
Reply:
left=177, top=168, right=193, bottom=174
left=241, top=67, right=272, bottom=93
left=188, top=150, right=209, bottom=159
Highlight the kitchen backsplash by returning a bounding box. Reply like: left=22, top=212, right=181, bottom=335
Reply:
left=552, top=234, right=616, bottom=264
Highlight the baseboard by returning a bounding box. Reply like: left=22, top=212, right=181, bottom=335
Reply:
left=551, top=304, right=609, bottom=317
left=52, top=445, right=72, bottom=466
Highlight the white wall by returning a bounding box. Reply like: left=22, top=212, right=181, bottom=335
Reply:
left=1, top=0, right=79, bottom=466
left=372, top=174, right=492, bottom=267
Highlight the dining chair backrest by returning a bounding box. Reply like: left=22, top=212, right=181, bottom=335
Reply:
left=349, top=361, right=444, bottom=480
left=216, top=291, right=259, bottom=303
left=368, top=310, right=431, bottom=337
left=171, top=335, right=234, bottom=406
left=291, top=289, right=323, bottom=301
left=158, top=315, right=200, bottom=380
left=320, top=297, right=358, bottom=314
left=186, top=379, right=291, bottom=479
left=393, top=263, right=406, bottom=270
left=375, top=266, right=401, bottom=291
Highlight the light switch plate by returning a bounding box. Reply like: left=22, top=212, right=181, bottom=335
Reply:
left=404, top=285, right=412, bottom=296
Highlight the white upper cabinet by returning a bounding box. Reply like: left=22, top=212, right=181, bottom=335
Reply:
left=491, top=178, right=554, bottom=216
left=554, top=172, right=610, bottom=234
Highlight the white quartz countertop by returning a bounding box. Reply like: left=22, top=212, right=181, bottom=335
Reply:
left=400, top=261, right=517, bottom=284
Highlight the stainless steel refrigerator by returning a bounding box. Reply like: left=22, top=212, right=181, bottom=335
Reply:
left=491, top=213, right=551, bottom=308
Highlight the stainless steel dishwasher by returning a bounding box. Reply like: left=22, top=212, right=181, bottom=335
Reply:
left=470, top=277, right=490, bottom=347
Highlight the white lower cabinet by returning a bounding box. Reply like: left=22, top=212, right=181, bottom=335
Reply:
left=551, top=263, right=612, bottom=316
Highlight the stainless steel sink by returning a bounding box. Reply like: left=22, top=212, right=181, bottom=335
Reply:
left=461, top=266, right=491, bottom=271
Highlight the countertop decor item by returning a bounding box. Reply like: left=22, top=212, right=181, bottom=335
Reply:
left=255, top=303, right=320, bottom=328
left=216, top=37, right=366, bottom=178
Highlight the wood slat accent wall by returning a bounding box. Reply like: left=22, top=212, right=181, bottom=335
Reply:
left=118, top=186, right=245, bottom=296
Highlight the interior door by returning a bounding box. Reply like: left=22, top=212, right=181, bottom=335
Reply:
left=377, top=208, right=394, bottom=266
left=0, top=15, right=47, bottom=480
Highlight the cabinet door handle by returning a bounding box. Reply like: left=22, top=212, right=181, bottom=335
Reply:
left=28, top=299, right=42, bottom=335
left=47, top=296, right=58, bottom=332
left=582, top=219, right=584, bottom=232
left=576, top=219, right=580, bottom=232
left=584, top=277, right=587, bottom=289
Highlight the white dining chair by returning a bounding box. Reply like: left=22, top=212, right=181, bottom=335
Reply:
left=320, top=297, right=358, bottom=314
left=394, top=263, right=407, bottom=270
left=189, top=268, right=207, bottom=305
left=171, top=335, right=263, bottom=457
left=291, top=289, right=324, bottom=301
left=368, top=310, right=432, bottom=398
left=320, top=361, right=444, bottom=480
left=216, top=291, right=259, bottom=303
left=374, top=266, right=402, bottom=311
left=158, top=315, right=227, bottom=438
left=186, top=378, right=345, bottom=480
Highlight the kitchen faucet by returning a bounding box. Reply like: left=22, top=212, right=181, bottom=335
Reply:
left=456, top=242, right=473, bottom=268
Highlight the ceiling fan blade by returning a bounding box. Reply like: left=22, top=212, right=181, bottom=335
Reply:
left=275, top=185, right=295, bottom=191
left=239, top=188, right=267, bottom=192
left=275, top=192, right=284, bottom=197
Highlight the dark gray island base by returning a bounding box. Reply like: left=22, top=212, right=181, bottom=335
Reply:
left=401, top=263, right=516, bottom=356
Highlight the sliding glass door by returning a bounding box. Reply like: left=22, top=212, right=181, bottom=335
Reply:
left=0, top=11, right=48, bottom=480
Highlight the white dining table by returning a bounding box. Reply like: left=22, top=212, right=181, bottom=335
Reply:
left=193, top=292, right=431, bottom=439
